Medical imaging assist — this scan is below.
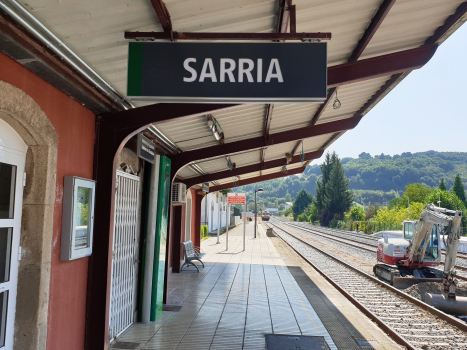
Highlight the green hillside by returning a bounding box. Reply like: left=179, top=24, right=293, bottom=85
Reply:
left=235, top=151, right=467, bottom=208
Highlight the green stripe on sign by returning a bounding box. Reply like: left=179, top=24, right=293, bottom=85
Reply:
left=127, top=42, right=143, bottom=96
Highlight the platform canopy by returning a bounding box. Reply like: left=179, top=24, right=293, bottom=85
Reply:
left=4, top=0, right=466, bottom=188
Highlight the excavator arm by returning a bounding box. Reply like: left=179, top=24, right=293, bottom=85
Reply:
left=408, top=204, right=451, bottom=263
left=411, top=204, right=463, bottom=298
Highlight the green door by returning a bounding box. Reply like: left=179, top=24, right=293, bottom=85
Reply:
left=151, top=156, right=171, bottom=320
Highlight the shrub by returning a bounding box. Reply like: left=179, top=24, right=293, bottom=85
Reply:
left=201, top=225, right=208, bottom=238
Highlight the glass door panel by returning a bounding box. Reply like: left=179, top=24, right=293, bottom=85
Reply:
left=0, top=164, right=16, bottom=220
left=0, top=159, right=22, bottom=349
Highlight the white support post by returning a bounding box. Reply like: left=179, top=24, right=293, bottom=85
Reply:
left=243, top=202, right=246, bottom=251
left=226, top=203, right=229, bottom=251
left=217, top=197, right=221, bottom=244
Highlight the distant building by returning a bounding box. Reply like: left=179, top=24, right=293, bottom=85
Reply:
left=264, top=208, right=279, bottom=214
left=284, top=202, right=293, bottom=210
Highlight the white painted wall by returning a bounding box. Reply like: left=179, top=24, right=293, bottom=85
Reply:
left=201, top=192, right=232, bottom=233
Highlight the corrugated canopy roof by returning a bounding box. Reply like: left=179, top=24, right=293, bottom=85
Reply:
left=12, top=0, right=467, bottom=189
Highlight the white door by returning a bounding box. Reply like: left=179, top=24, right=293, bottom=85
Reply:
left=109, top=171, right=140, bottom=341
left=0, top=119, right=27, bottom=349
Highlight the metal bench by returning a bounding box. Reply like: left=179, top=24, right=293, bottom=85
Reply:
left=181, top=241, right=205, bottom=272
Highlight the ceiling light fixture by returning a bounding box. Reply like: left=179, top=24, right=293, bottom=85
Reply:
left=226, top=156, right=236, bottom=171
left=333, top=90, right=341, bottom=110
left=300, top=140, right=305, bottom=163
left=207, top=115, right=224, bottom=141
left=281, top=166, right=288, bottom=174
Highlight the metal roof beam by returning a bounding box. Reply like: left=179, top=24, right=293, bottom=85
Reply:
left=263, top=104, right=274, bottom=139
left=171, top=116, right=361, bottom=168
left=328, top=44, right=437, bottom=88
left=101, top=103, right=237, bottom=130
left=184, top=149, right=322, bottom=188
left=209, top=166, right=306, bottom=192
left=310, top=87, right=337, bottom=126
left=124, top=32, right=331, bottom=41
left=150, top=0, right=172, bottom=35
left=348, top=0, right=396, bottom=62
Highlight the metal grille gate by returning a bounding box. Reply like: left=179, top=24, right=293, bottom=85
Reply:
left=109, top=171, right=140, bottom=341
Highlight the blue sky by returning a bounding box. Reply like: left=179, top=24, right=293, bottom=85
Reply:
left=310, top=22, right=467, bottom=165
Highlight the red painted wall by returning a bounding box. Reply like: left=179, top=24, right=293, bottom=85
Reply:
left=0, top=52, right=95, bottom=350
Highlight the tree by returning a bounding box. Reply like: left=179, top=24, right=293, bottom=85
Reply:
left=285, top=192, right=292, bottom=202
left=292, top=189, right=313, bottom=220
left=365, top=203, right=381, bottom=220
left=345, top=205, right=366, bottom=221
left=283, top=207, right=293, bottom=218
left=325, top=157, right=353, bottom=220
left=374, top=202, right=425, bottom=226
left=297, top=213, right=308, bottom=222
left=453, top=174, right=466, bottom=205
left=315, top=152, right=353, bottom=226
left=424, top=190, right=467, bottom=226
left=358, top=152, right=372, bottom=159
left=307, top=204, right=320, bottom=223
left=400, top=183, right=432, bottom=208
left=388, top=197, right=403, bottom=210
left=439, top=178, right=447, bottom=191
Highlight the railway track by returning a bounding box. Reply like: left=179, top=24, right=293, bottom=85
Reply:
left=266, top=220, right=467, bottom=350
left=276, top=219, right=467, bottom=280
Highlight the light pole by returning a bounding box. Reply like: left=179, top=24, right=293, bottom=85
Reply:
left=254, top=188, right=264, bottom=238
left=437, top=193, right=441, bottom=207
left=408, top=196, right=410, bottom=219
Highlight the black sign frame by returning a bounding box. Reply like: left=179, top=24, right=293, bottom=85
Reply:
left=127, top=42, right=327, bottom=103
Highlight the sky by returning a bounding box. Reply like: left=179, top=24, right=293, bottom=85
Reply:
left=309, top=22, right=467, bottom=166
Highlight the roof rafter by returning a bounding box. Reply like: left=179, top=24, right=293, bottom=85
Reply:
left=209, top=166, right=306, bottom=192
left=171, top=116, right=361, bottom=168
left=184, top=149, right=323, bottom=188
left=263, top=104, right=274, bottom=139
left=311, top=0, right=395, bottom=126
left=150, top=0, right=172, bottom=34
left=348, top=0, right=397, bottom=62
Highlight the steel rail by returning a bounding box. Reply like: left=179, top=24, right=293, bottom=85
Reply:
left=283, top=220, right=467, bottom=276
left=267, top=221, right=467, bottom=336
left=281, top=220, right=467, bottom=281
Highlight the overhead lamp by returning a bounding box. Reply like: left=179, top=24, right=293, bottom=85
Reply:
left=233, top=176, right=240, bottom=187
left=256, top=188, right=264, bottom=193
left=285, top=153, right=292, bottom=164
left=333, top=90, right=341, bottom=110
left=300, top=140, right=305, bottom=163
left=281, top=166, right=288, bottom=174
left=207, top=115, right=224, bottom=141
left=226, top=156, right=236, bottom=171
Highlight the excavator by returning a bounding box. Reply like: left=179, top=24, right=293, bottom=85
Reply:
left=374, top=203, right=467, bottom=315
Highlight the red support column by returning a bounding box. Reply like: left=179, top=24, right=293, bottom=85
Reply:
left=193, top=192, right=204, bottom=248
left=171, top=205, right=183, bottom=273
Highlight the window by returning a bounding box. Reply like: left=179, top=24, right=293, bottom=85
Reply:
left=404, top=222, right=414, bottom=240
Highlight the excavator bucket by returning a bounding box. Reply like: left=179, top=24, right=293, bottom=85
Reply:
left=425, top=293, right=467, bottom=316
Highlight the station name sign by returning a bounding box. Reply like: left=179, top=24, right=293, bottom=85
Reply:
left=127, top=42, right=327, bottom=103
left=137, top=134, right=156, bottom=164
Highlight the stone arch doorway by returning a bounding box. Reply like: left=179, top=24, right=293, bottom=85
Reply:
left=0, top=81, right=58, bottom=349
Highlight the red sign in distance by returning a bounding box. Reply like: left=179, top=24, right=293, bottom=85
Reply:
left=227, top=193, right=246, bottom=204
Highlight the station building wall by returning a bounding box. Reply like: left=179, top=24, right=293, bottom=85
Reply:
left=0, top=51, right=94, bottom=350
